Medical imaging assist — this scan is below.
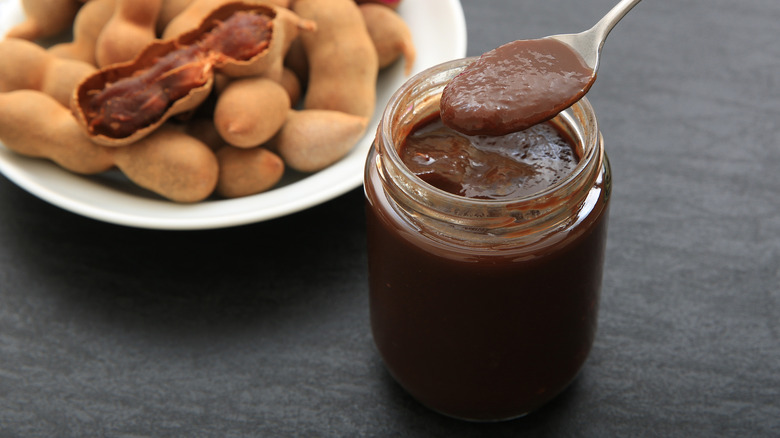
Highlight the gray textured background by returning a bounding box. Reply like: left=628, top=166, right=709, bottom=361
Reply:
left=1, top=0, right=779, bottom=436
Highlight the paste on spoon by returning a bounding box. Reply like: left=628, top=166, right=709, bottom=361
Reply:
left=440, top=38, right=594, bottom=136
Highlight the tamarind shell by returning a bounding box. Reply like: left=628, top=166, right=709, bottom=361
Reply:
left=71, top=39, right=216, bottom=146
left=71, top=2, right=280, bottom=146
left=178, top=1, right=278, bottom=77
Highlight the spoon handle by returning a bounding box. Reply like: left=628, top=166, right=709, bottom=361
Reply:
left=591, top=0, right=643, bottom=45
left=549, top=0, right=642, bottom=70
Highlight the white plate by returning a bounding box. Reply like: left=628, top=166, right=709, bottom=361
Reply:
left=0, top=0, right=467, bottom=229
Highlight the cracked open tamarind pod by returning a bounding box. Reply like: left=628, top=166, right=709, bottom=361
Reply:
left=71, top=2, right=287, bottom=146
left=164, top=1, right=314, bottom=80
left=162, top=0, right=292, bottom=39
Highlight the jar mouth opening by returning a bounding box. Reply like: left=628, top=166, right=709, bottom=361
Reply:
left=379, top=57, right=601, bottom=209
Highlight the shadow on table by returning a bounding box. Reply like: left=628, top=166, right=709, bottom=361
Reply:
left=4, top=186, right=369, bottom=340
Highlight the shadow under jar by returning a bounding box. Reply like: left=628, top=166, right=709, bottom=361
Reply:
left=364, top=58, right=612, bottom=421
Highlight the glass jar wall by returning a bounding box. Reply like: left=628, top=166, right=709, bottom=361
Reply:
left=364, top=58, right=611, bottom=421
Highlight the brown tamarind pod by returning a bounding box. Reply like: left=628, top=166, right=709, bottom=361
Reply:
left=95, top=0, right=163, bottom=67
left=0, top=90, right=114, bottom=174
left=162, top=0, right=233, bottom=39
left=0, top=90, right=218, bottom=202
left=283, top=37, right=308, bottom=88
left=111, top=126, right=219, bottom=203
left=270, top=109, right=368, bottom=173
left=359, top=3, right=415, bottom=75
left=355, top=0, right=400, bottom=10
left=5, top=0, right=81, bottom=41
left=49, top=0, right=117, bottom=66
left=71, top=2, right=280, bottom=146
left=165, top=1, right=315, bottom=82
left=184, top=117, right=226, bottom=151
left=215, top=146, right=285, bottom=198
left=266, top=0, right=290, bottom=8
left=293, top=0, right=378, bottom=120
left=156, top=0, right=196, bottom=35
left=278, top=67, right=302, bottom=105
left=162, top=0, right=298, bottom=40
left=214, top=76, right=291, bottom=148
left=167, top=2, right=314, bottom=79
left=0, top=38, right=96, bottom=108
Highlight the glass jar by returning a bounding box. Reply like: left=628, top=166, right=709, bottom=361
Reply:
left=364, top=57, right=611, bottom=421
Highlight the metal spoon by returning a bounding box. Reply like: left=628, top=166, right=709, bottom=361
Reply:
left=440, top=0, right=643, bottom=136
left=548, top=0, right=643, bottom=72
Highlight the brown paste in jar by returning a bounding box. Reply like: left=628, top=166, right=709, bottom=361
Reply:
left=399, top=115, right=579, bottom=199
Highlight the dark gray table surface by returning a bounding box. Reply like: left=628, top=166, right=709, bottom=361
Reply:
left=1, top=0, right=779, bottom=436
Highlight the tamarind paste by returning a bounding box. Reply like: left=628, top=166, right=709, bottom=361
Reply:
left=364, top=57, right=610, bottom=421
left=440, top=38, right=594, bottom=136
left=399, top=116, right=579, bottom=199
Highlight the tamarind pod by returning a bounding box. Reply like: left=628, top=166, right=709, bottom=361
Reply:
left=210, top=3, right=315, bottom=79
left=72, top=2, right=279, bottom=146
left=157, top=0, right=196, bottom=35
left=185, top=119, right=224, bottom=150
left=238, top=6, right=316, bottom=82
left=184, top=117, right=226, bottom=150
left=49, top=0, right=116, bottom=66
left=5, top=0, right=81, bottom=41
left=0, top=39, right=45, bottom=93
left=163, top=2, right=314, bottom=81
left=95, top=0, right=164, bottom=67
left=215, top=146, right=284, bottom=198
left=0, top=38, right=96, bottom=107
left=270, top=109, right=367, bottom=173
left=278, top=67, right=302, bottom=105
left=265, top=0, right=290, bottom=8
left=275, top=10, right=317, bottom=63
left=171, top=2, right=302, bottom=79
left=112, top=126, right=219, bottom=202
left=355, top=0, right=400, bottom=10
left=0, top=90, right=114, bottom=174
left=162, top=0, right=292, bottom=40
left=293, top=0, right=378, bottom=119
left=359, top=3, right=415, bottom=75
left=71, top=39, right=216, bottom=146
left=214, top=77, right=291, bottom=148
left=212, top=72, right=232, bottom=95
left=162, top=0, right=230, bottom=39
left=283, top=37, right=308, bottom=88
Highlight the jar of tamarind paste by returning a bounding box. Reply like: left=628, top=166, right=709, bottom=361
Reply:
left=363, top=57, right=611, bottom=421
